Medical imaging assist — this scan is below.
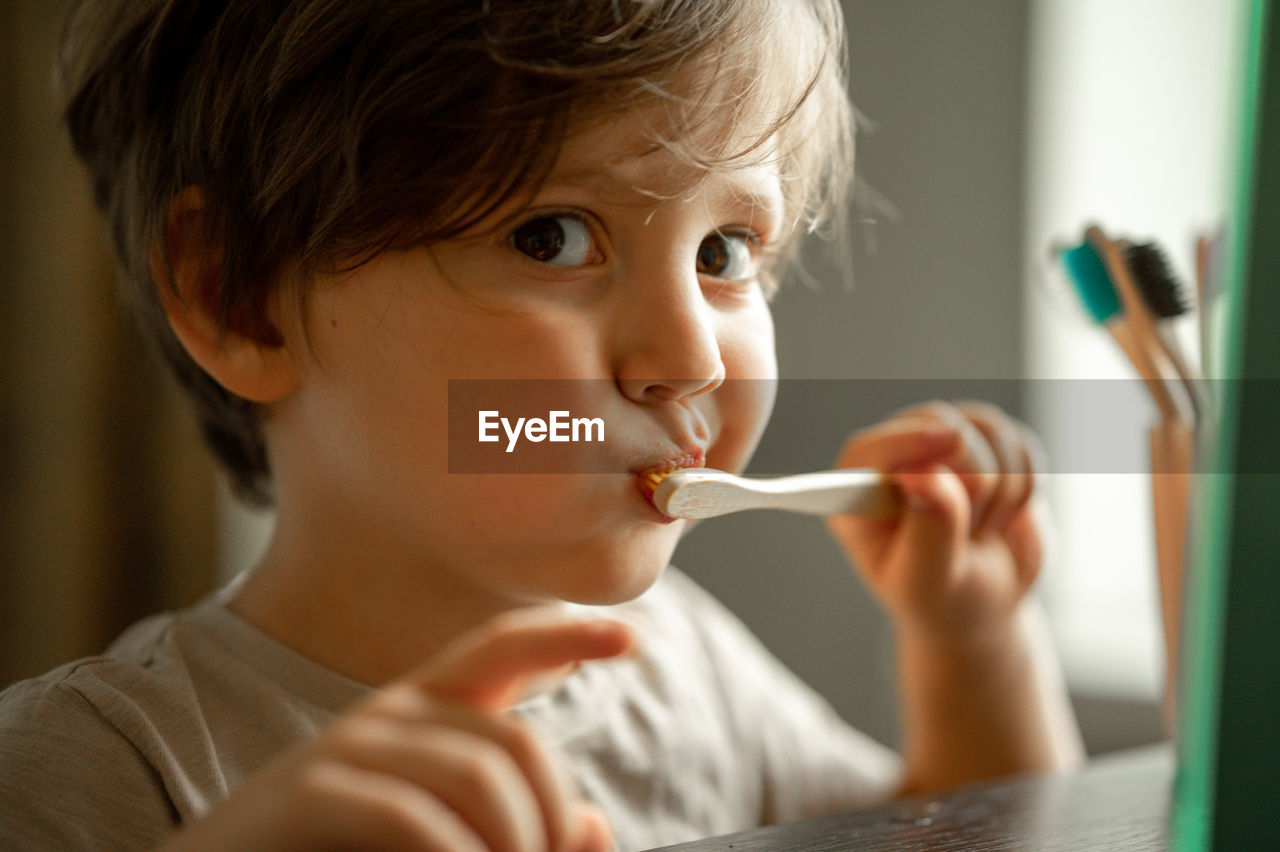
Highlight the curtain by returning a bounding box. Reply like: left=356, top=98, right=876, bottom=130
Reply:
left=0, top=0, right=220, bottom=689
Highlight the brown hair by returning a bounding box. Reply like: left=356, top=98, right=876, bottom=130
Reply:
left=58, top=0, right=855, bottom=506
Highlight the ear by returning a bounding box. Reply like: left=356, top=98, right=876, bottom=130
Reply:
left=153, top=187, right=300, bottom=404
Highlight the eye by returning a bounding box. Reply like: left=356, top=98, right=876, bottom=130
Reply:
left=696, top=232, right=755, bottom=281
left=510, top=215, right=596, bottom=266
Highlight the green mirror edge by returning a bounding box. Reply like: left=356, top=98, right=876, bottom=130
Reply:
left=1173, top=0, right=1279, bottom=847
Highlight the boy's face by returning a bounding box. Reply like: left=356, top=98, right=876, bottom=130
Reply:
left=269, top=110, right=781, bottom=607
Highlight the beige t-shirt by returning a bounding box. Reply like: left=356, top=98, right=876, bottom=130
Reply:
left=0, top=567, right=900, bottom=851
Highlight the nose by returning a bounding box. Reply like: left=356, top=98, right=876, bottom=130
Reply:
left=614, top=263, right=725, bottom=403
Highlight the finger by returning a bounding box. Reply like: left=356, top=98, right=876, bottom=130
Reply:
left=298, top=759, right=489, bottom=852
left=329, top=720, right=545, bottom=852
left=884, top=464, right=969, bottom=599
left=893, top=401, right=1000, bottom=531
left=953, top=401, right=1031, bottom=536
left=829, top=418, right=960, bottom=575
left=825, top=508, right=898, bottom=580
left=1005, top=495, right=1050, bottom=589
left=353, top=691, right=581, bottom=852
left=569, top=801, right=614, bottom=852
left=413, top=608, right=635, bottom=711
left=833, top=416, right=962, bottom=472
left=1004, top=429, right=1040, bottom=535
left=426, top=703, right=578, bottom=852
left=985, top=419, right=1047, bottom=540
left=1020, top=419, right=1050, bottom=487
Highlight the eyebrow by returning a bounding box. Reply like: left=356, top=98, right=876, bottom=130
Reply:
left=540, top=160, right=786, bottom=233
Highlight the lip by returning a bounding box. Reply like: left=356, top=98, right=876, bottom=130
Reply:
left=633, top=448, right=706, bottom=520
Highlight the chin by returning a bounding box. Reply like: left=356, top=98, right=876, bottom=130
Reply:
left=556, top=550, right=669, bottom=606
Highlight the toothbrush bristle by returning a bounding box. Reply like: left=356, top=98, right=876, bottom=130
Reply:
left=638, top=468, right=675, bottom=501
left=1126, top=242, right=1191, bottom=319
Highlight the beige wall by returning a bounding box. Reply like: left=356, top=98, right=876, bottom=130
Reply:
left=0, top=0, right=218, bottom=688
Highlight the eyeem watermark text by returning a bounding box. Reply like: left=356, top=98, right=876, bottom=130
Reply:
left=478, top=410, right=605, bottom=453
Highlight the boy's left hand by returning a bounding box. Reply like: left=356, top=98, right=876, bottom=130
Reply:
left=826, top=400, right=1050, bottom=644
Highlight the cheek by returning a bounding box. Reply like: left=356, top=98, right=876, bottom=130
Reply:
left=707, top=304, right=777, bottom=471
left=719, top=300, right=777, bottom=381
left=442, top=309, right=606, bottom=383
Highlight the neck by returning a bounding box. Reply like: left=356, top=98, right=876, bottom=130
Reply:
left=227, top=508, right=543, bottom=687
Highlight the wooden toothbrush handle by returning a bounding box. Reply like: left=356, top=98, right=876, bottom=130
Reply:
left=1149, top=419, right=1194, bottom=735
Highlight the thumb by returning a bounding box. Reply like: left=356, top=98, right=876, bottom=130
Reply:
left=412, top=608, right=635, bottom=711
left=885, top=464, right=969, bottom=583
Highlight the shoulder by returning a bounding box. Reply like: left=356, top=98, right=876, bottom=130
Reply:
left=0, top=610, right=205, bottom=755
left=0, top=662, right=120, bottom=738
left=0, top=659, right=179, bottom=847
left=0, top=603, right=249, bottom=842
left=0, top=663, right=154, bottom=775
left=0, top=607, right=190, bottom=752
left=0, top=608, right=187, bottom=743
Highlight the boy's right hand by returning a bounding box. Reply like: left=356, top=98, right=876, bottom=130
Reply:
left=158, top=609, right=634, bottom=852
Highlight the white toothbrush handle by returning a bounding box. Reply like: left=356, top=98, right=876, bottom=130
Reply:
left=654, top=469, right=898, bottom=519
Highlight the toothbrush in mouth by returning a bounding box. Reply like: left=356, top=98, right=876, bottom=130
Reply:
left=642, top=468, right=900, bottom=520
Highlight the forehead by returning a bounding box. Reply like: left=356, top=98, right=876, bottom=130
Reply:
left=543, top=108, right=785, bottom=226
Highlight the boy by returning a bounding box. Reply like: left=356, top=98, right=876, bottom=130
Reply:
left=0, top=0, right=1083, bottom=849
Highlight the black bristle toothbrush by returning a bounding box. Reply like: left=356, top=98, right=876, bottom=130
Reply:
left=1125, top=241, right=1212, bottom=421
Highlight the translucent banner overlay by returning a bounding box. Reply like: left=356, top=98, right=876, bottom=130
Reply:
left=447, top=379, right=1279, bottom=474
